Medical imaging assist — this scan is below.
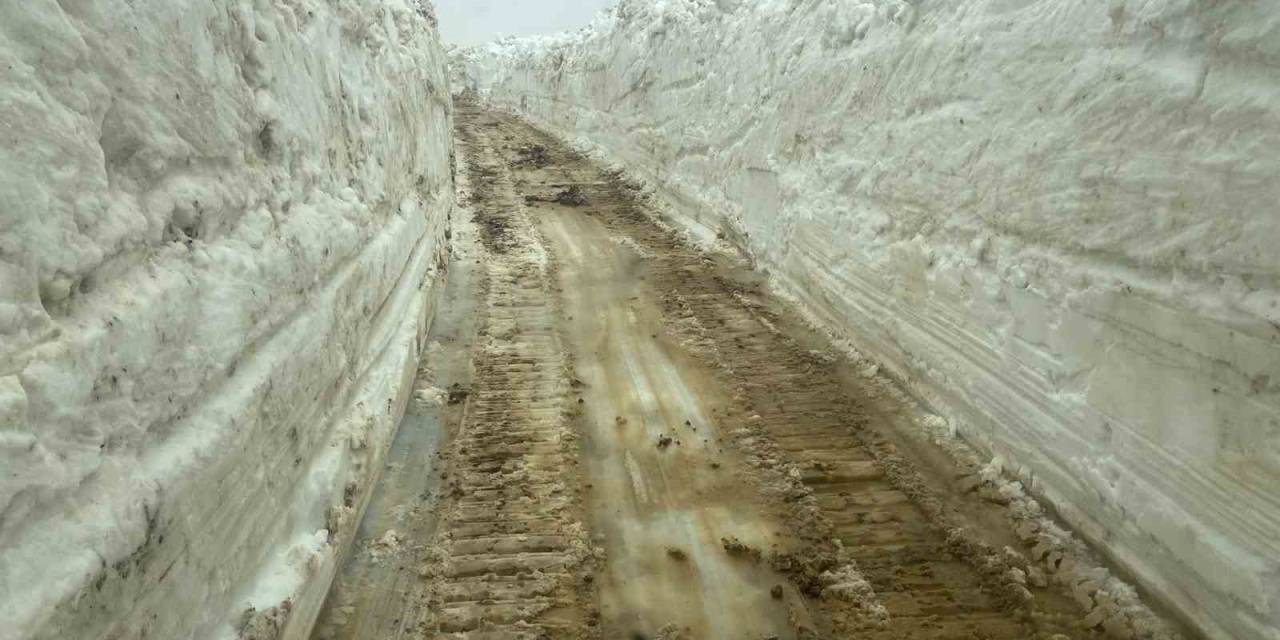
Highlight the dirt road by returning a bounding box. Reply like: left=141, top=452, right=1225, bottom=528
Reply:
left=312, top=104, right=1170, bottom=639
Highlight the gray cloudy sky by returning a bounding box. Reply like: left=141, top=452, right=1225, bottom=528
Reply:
left=435, top=0, right=617, bottom=47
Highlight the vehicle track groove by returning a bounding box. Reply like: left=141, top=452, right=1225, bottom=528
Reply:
left=415, top=105, right=596, bottom=640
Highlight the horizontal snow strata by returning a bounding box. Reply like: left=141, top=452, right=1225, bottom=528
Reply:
left=454, top=1, right=1280, bottom=638
left=0, top=1, right=452, bottom=639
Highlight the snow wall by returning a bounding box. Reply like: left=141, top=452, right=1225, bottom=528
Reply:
left=0, top=1, right=452, bottom=639
left=454, top=1, right=1280, bottom=638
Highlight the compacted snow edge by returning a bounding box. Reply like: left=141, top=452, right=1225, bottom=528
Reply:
left=453, top=1, right=1280, bottom=638
left=0, top=1, right=452, bottom=639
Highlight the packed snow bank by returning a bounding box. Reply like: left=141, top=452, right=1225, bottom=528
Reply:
left=455, top=1, right=1280, bottom=638
left=0, top=1, right=452, bottom=638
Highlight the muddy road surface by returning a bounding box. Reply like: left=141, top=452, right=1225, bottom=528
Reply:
left=312, top=104, right=1182, bottom=639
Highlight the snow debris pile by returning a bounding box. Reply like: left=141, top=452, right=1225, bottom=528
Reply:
left=454, top=2, right=1280, bottom=638
left=0, top=1, right=452, bottom=639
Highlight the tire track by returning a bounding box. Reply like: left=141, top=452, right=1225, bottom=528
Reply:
left=615, top=198, right=1086, bottom=639
left=414, top=105, right=596, bottom=639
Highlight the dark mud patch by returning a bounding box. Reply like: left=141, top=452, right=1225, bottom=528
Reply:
left=446, top=383, right=470, bottom=406
left=473, top=210, right=514, bottom=253
left=513, top=143, right=550, bottom=167
left=525, top=184, right=589, bottom=207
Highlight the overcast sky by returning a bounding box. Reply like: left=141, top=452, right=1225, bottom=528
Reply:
left=435, top=0, right=617, bottom=47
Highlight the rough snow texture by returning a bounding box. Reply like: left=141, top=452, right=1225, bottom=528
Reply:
left=0, top=1, right=452, bottom=639
left=455, top=1, right=1280, bottom=638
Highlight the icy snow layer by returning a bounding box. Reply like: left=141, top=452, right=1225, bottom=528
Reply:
left=0, top=1, right=452, bottom=638
left=456, top=1, right=1280, bottom=638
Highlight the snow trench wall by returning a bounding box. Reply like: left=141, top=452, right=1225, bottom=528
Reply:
left=455, top=1, right=1280, bottom=638
left=0, top=1, right=452, bottom=639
